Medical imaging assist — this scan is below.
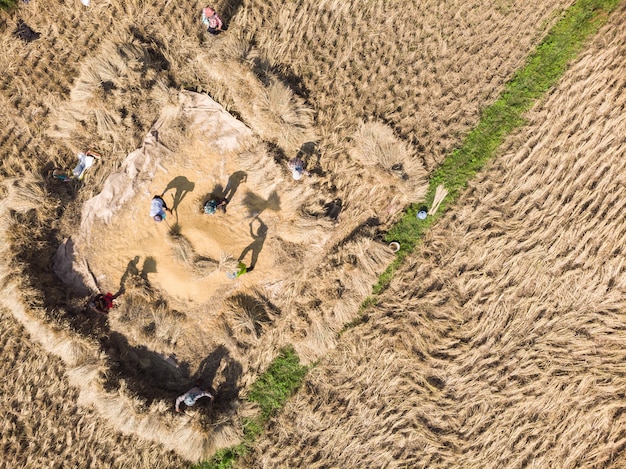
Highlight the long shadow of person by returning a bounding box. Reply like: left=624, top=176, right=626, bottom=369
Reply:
left=215, top=359, right=243, bottom=404
left=223, top=171, right=247, bottom=201
left=221, top=0, right=244, bottom=25
left=299, top=141, right=325, bottom=176
left=194, top=355, right=243, bottom=419
left=238, top=218, right=268, bottom=272
left=163, top=176, right=195, bottom=221
left=140, top=256, right=158, bottom=281
left=103, top=331, right=189, bottom=404
left=119, top=255, right=141, bottom=292
left=194, top=345, right=229, bottom=391
left=241, top=190, right=280, bottom=218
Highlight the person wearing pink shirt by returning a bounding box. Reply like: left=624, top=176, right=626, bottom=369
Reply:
left=201, top=6, right=224, bottom=35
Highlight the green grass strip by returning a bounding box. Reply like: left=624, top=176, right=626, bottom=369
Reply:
left=375, top=0, right=622, bottom=294
left=191, top=346, right=308, bottom=469
left=0, top=0, right=17, bottom=11
left=194, top=1, right=621, bottom=467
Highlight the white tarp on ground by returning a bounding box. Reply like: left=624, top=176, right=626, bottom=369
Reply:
left=53, top=91, right=254, bottom=294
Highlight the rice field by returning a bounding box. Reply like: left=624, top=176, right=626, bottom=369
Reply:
left=0, top=0, right=619, bottom=466
left=244, top=4, right=626, bottom=467
left=0, top=307, right=185, bottom=469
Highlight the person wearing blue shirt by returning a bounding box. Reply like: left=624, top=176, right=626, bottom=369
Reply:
left=175, top=386, right=214, bottom=412
left=150, top=194, right=171, bottom=222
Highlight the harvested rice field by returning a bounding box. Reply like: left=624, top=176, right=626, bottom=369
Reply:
left=1, top=0, right=623, bottom=467
left=245, top=4, right=626, bottom=468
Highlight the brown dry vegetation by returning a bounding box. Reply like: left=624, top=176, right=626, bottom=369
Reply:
left=0, top=0, right=580, bottom=465
left=246, top=5, right=626, bottom=468
left=0, top=309, right=185, bottom=469
left=240, top=0, right=574, bottom=171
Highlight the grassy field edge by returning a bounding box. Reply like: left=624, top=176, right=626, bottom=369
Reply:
left=193, top=0, right=622, bottom=466
left=0, top=0, right=17, bottom=11
left=191, top=347, right=308, bottom=469
left=375, top=0, right=622, bottom=293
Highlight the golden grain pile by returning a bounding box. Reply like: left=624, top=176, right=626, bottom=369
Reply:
left=0, top=0, right=582, bottom=465
left=245, top=5, right=626, bottom=468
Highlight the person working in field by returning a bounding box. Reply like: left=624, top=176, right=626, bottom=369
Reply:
left=201, top=6, right=224, bottom=35
left=287, top=157, right=309, bottom=180
left=52, top=149, right=101, bottom=182
left=175, top=385, right=214, bottom=412
left=88, top=291, right=120, bottom=315
left=203, top=197, right=228, bottom=215
left=151, top=194, right=172, bottom=222
left=226, top=261, right=248, bottom=279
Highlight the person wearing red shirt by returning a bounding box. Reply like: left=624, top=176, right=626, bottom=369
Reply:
left=89, top=291, right=121, bottom=314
